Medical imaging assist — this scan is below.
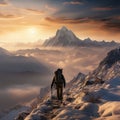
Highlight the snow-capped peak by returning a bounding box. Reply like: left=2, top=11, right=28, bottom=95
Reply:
left=55, top=26, right=77, bottom=41
left=43, top=26, right=81, bottom=46
left=60, top=26, right=69, bottom=31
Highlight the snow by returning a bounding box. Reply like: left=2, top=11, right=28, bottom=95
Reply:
left=53, top=108, right=90, bottom=120
left=99, top=102, right=120, bottom=117
left=18, top=74, right=120, bottom=120
left=0, top=106, right=29, bottom=120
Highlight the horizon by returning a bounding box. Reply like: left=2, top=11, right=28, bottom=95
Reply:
left=0, top=25, right=119, bottom=51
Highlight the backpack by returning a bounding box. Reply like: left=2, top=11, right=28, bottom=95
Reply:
left=55, top=71, right=64, bottom=85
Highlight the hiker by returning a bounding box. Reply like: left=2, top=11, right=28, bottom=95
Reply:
left=51, top=69, right=66, bottom=102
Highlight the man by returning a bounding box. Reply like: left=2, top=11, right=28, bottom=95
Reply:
left=51, top=69, right=66, bottom=102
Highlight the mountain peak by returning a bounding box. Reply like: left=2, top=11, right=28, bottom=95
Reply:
left=60, top=26, right=68, bottom=31
left=43, top=26, right=81, bottom=46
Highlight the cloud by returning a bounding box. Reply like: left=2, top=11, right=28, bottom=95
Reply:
left=0, top=47, right=52, bottom=109
left=45, top=15, right=120, bottom=33
left=0, top=5, right=26, bottom=20
left=113, top=16, right=120, bottom=20
left=0, top=47, right=51, bottom=89
left=15, top=47, right=114, bottom=80
left=63, top=1, right=83, bottom=5
left=0, top=12, right=14, bottom=18
left=45, top=4, right=57, bottom=12
left=103, top=20, right=120, bottom=31
left=0, top=86, right=40, bottom=110
left=0, top=0, right=8, bottom=6
left=92, top=16, right=120, bottom=32
left=45, top=17, right=89, bottom=24
left=92, top=7, right=113, bottom=11
left=25, top=8, right=44, bottom=15
left=0, top=12, right=23, bottom=19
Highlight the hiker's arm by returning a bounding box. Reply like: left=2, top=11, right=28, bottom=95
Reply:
left=51, top=77, right=55, bottom=89
left=62, top=75, right=66, bottom=88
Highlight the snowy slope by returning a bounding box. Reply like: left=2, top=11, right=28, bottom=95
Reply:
left=24, top=75, right=120, bottom=120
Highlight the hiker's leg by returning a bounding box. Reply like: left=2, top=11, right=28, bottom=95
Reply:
left=57, top=87, right=61, bottom=100
left=57, top=87, right=59, bottom=100
left=60, top=86, right=63, bottom=101
left=58, top=87, right=61, bottom=100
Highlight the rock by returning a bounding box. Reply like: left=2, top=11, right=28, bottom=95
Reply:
left=65, top=97, right=75, bottom=102
left=25, top=113, right=47, bottom=120
left=15, top=111, right=30, bottom=120
left=53, top=108, right=90, bottom=120
left=39, top=105, right=53, bottom=113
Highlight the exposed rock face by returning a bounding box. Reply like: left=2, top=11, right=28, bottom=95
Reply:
left=91, top=47, right=120, bottom=80
left=100, top=47, right=120, bottom=68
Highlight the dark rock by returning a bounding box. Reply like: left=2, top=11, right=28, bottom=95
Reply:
left=66, top=97, right=75, bottom=102
left=100, top=47, right=120, bottom=68
left=15, top=112, right=30, bottom=120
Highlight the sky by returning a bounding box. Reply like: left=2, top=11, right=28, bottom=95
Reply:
left=0, top=0, right=120, bottom=49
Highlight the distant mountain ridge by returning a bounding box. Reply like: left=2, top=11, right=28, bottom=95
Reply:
left=43, top=26, right=119, bottom=47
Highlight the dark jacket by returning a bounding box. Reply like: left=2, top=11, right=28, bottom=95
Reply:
left=51, top=73, right=66, bottom=89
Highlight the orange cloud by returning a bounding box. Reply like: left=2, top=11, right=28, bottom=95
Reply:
left=0, top=12, right=24, bottom=19
left=25, top=8, right=45, bottom=15
left=45, top=17, right=89, bottom=24
left=0, top=0, right=8, bottom=6
left=113, top=16, right=120, bottom=20
left=92, top=7, right=113, bottom=11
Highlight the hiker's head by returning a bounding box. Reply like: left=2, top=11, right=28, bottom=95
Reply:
left=57, top=68, right=63, bottom=73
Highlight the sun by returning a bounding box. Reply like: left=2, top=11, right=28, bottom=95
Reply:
left=27, top=27, right=38, bottom=34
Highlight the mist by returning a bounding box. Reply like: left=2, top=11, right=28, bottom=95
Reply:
left=16, top=47, right=115, bottom=80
